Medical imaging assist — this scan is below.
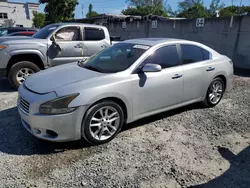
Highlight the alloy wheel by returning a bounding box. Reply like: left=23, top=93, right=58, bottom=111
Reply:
left=89, top=106, right=120, bottom=141
left=209, top=80, right=223, bottom=104
left=16, top=68, right=34, bottom=84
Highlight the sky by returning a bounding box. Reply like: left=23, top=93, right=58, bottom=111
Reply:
left=12, top=0, right=250, bottom=18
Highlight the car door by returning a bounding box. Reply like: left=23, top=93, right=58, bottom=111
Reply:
left=130, top=45, right=183, bottom=119
left=180, top=44, right=214, bottom=102
left=48, top=26, right=85, bottom=67
left=83, top=27, right=109, bottom=56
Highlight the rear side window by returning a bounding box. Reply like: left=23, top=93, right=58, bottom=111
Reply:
left=181, top=44, right=210, bottom=64
left=142, top=45, right=181, bottom=69
left=84, top=27, right=105, bottom=41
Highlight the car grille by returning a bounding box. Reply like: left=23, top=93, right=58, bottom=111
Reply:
left=20, top=97, right=30, bottom=113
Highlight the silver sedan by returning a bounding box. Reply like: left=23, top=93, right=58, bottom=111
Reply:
left=18, top=38, right=234, bottom=145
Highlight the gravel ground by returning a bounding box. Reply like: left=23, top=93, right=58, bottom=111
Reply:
left=0, top=75, right=249, bottom=188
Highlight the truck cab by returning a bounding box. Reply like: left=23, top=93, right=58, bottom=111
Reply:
left=0, top=23, right=112, bottom=89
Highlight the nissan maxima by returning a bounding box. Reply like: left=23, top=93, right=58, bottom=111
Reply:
left=18, top=38, right=234, bottom=145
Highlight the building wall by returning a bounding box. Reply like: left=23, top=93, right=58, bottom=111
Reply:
left=0, top=1, right=39, bottom=28
left=105, top=16, right=250, bottom=69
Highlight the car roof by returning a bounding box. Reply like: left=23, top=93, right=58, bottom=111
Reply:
left=50, top=22, right=107, bottom=29
left=122, top=38, right=189, bottom=46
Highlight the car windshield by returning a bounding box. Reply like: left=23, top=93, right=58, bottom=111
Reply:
left=80, top=43, right=150, bottom=73
left=33, top=24, right=60, bottom=39
left=0, top=29, right=8, bottom=36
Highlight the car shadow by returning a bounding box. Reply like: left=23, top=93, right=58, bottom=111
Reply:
left=189, top=146, right=250, bottom=188
left=122, top=102, right=206, bottom=132
left=0, top=103, right=206, bottom=156
left=0, top=78, right=15, bottom=92
left=0, top=107, right=91, bottom=156
left=234, top=68, right=250, bottom=77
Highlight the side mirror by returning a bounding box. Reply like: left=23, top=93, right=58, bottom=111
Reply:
left=142, top=63, right=162, bottom=72
left=50, top=34, right=62, bottom=52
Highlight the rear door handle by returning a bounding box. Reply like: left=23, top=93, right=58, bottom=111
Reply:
left=172, top=74, right=183, bottom=79
left=74, top=44, right=83, bottom=48
left=206, top=67, right=215, bottom=72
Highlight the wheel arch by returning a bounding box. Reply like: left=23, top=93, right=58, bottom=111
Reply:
left=7, top=52, right=45, bottom=74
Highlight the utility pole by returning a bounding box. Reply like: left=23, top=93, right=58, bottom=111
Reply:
left=151, top=0, right=154, bottom=14
left=82, top=4, right=84, bottom=19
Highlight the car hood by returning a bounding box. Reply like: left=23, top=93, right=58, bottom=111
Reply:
left=1, top=37, right=46, bottom=44
left=25, top=62, right=104, bottom=94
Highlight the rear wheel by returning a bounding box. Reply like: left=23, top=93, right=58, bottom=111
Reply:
left=8, top=61, right=40, bottom=89
left=82, top=100, right=124, bottom=145
left=203, top=77, right=225, bottom=107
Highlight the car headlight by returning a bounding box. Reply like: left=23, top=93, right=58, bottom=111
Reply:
left=0, top=44, right=7, bottom=50
left=39, top=93, right=79, bottom=115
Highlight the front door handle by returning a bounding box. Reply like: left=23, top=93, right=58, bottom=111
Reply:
left=74, top=44, right=83, bottom=48
left=172, top=74, right=183, bottom=79
left=206, top=67, right=215, bottom=72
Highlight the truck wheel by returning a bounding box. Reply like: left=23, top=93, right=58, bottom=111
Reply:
left=8, top=61, right=40, bottom=89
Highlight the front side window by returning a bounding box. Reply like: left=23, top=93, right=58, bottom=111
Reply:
left=84, top=27, right=105, bottom=41
left=79, top=43, right=150, bottom=73
left=181, top=44, right=210, bottom=64
left=142, top=45, right=181, bottom=69
left=33, top=24, right=60, bottom=39
left=55, top=26, right=81, bottom=41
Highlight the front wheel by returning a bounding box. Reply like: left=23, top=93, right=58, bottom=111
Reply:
left=82, top=100, right=124, bottom=145
left=8, top=61, right=40, bottom=89
left=203, top=77, right=225, bottom=107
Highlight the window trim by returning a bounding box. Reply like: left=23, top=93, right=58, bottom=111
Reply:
left=179, top=43, right=212, bottom=65
left=132, top=43, right=182, bottom=74
left=84, top=27, right=105, bottom=41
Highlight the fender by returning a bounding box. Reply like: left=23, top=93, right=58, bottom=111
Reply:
left=70, top=92, right=133, bottom=124
left=9, top=49, right=47, bottom=67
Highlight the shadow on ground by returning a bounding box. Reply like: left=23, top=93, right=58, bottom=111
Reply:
left=234, top=68, right=250, bottom=77
left=190, top=146, right=250, bottom=188
left=0, top=103, right=205, bottom=156
left=0, top=78, right=15, bottom=92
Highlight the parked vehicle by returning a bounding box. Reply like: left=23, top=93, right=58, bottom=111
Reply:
left=7, top=31, right=37, bottom=37
left=0, top=27, right=37, bottom=36
left=0, top=23, right=113, bottom=89
left=18, top=38, right=234, bottom=145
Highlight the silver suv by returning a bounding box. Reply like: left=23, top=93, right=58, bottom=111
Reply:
left=0, top=23, right=112, bottom=89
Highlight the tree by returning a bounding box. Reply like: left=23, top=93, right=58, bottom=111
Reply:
left=122, top=0, right=168, bottom=16
left=32, top=11, right=45, bottom=28
left=177, top=1, right=209, bottom=18
left=209, top=0, right=225, bottom=17
left=220, top=5, right=250, bottom=17
left=86, top=4, right=99, bottom=18
left=39, top=0, right=78, bottom=24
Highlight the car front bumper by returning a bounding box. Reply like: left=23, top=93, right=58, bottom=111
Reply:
left=18, top=84, right=87, bottom=142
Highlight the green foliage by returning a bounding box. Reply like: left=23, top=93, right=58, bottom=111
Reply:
left=220, top=5, right=250, bottom=17
left=39, top=0, right=78, bottom=24
left=32, top=11, right=45, bottom=28
left=177, top=1, right=209, bottom=18
left=86, top=4, right=99, bottom=18
left=122, top=0, right=168, bottom=16
left=209, top=0, right=225, bottom=17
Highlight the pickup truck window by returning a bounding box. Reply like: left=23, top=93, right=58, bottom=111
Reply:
left=55, top=27, right=81, bottom=41
left=33, top=24, right=60, bottom=39
left=84, top=27, right=105, bottom=41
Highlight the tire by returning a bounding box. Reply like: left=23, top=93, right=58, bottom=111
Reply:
left=8, top=61, right=40, bottom=89
left=82, top=100, right=125, bottom=145
left=203, top=77, right=225, bottom=107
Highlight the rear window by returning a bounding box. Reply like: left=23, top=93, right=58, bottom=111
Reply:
left=181, top=44, right=210, bottom=64
left=84, top=27, right=105, bottom=41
